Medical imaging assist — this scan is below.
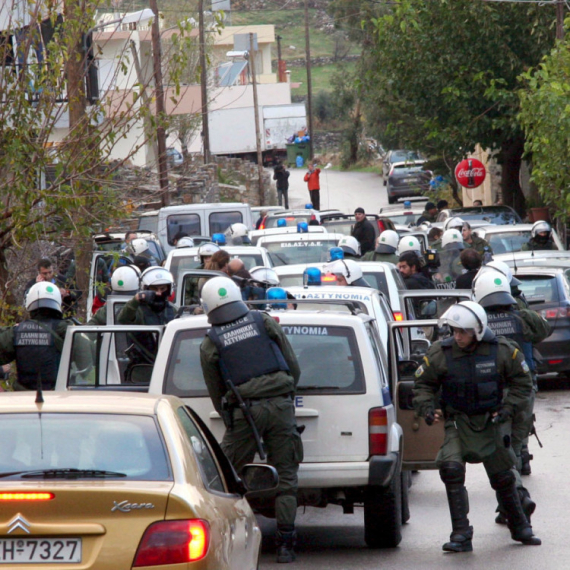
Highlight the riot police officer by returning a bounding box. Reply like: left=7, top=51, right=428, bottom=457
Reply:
left=328, top=259, right=371, bottom=287
left=199, top=277, right=302, bottom=563
left=225, top=222, right=251, bottom=245
left=522, top=221, right=556, bottom=251
left=338, top=235, right=361, bottom=259
left=88, top=265, right=141, bottom=326
left=361, top=229, right=400, bottom=263
left=413, top=301, right=540, bottom=551
left=473, top=271, right=551, bottom=486
left=0, top=283, right=76, bottom=390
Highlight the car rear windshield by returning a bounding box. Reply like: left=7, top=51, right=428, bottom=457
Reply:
left=265, top=215, right=311, bottom=228
left=458, top=212, right=519, bottom=225
left=265, top=239, right=339, bottom=266
left=361, top=271, right=389, bottom=297
left=391, top=151, right=422, bottom=162
left=138, top=214, right=158, bottom=233
left=517, top=275, right=559, bottom=304
left=321, top=221, right=354, bottom=236
left=0, top=413, right=171, bottom=480
left=385, top=214, right=421, bottom=226
left=164, top=325, right=364, bottom=396
left=167, top=214, right=201, bottom=245
left=485, top=231, right=532, bottom=254
left=209, top=211, right=243, bottom=235
left=169, top=253, right=264, bottom=283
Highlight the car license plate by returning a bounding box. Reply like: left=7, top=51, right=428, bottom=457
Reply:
left=0, top=538, right=81, bottom=564
left=404, top=177, right=418, bottom=184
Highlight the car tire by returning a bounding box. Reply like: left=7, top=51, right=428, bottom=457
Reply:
left=364, top=470, right=403, bottom=548
left=401, top=470, right=411, bottom=524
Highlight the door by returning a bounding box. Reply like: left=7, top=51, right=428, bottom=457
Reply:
left=389, top=320, right=443, bottom=470
left=88, top=253, right=131, bottom=317
left=177, top=270, right=226, bottom=307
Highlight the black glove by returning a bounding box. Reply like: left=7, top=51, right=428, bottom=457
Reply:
left=492, top=408, right=512, bottom=424
left=425, top=410, right=435, bottom=426
left=137, top=290, right=156, bottom=305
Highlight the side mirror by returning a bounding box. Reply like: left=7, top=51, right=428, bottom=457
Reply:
left=419, top=300, right=438, bottom=318
left=241, top=464, right=279, bottom=499
left=397, top=359, right=419, bottom=377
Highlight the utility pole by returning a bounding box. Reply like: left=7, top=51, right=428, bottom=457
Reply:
left=304, top=0, right=314, bottom=160
left=250, top=33, right=265, bottom=206
left=198, top=0, right=210, bottom=164
left=149, top=0, right=169, bottom=207
left=276, top=34, right=284, bottom=82
left=556, top=0, right=565, bottom=39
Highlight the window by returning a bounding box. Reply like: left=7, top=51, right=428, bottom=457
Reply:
left=366, top=324, right=388, bottom=389
left=282, top=325, right=365, bottom=394
left=0, top=413, right=171, bottom=481
left=264, top=239, right=339, bottom=267
left=265, top=215, right=310, bottom=229
left=176, top=407, right=225, bottom=493
left=209, top=211, right=243, bottom=235
left=167, top=214, right=201, bottom=245
left=138, top=214, right=158, bottom=233
left=164, top=329, right=210, bottom=397
left=169, top=255, right=202, bottom=284
left=362, top=271, right=389, bottom=297
left=517, top=275, right=559, bottom=304
left=487, top=231, right=531, bottom=254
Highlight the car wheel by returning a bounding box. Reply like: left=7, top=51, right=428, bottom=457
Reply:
left=401, top=470, right=411, bottom=524
left=364, top=470, right=403, bottom=548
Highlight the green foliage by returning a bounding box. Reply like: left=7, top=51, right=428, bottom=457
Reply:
left=519, top=35, right=570, bottom=218
left=313, top=90, right=335, bottom=123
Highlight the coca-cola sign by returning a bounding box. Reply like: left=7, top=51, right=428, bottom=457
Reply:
left=455, top=158, right=486, bottom=189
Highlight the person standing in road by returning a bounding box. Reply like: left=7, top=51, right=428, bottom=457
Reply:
left=303, top=160, right=321, bottom=210
left=397, top=251, right=435, bottom=290
left=455, top=249, right=482, bottom=290
left=362, top=229, right=400, bottom=263
left=256, top=209, right=268, bottom=230
left=273, top=163, right=290, bottom=209
left=413, top=301, right=541, bottom=552
left=199, top=276, right=302, bottom=563
left=351, top=207, right=376, bottom=255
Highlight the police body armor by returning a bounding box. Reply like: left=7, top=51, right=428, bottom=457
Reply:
left=13, top=319, right=61, bottom=389
left=207, top=311, right=289, bottom=385
left=486, top=310, right=535, bottom=372
left=441, top=337, right=503, bottom=415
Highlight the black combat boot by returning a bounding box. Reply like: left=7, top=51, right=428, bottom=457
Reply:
left=493, top=474, right=541, bottom=545
left=495, top=487, right=535, bottom=525
left=275, top=528, right=296, bottom=563
left=521, top=447, right=533, bottom=476
left=442, top=484, right=473, bottom=552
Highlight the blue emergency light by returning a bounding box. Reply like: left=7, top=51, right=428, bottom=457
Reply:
left=277, top=218, right=287, bottom=227
left=267, top=287, right=288, bottom=309
left=305, top=203, right=313, bottom=210
left=303, top=267, right=322, bottom=287
left=329, top=247, right=344, bottom=261
left=212, top=233, right=226, bottom=245
left=297, top=222, right=308, bottom=233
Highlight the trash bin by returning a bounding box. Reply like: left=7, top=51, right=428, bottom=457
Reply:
left=286, top=143, right=310, bottom=167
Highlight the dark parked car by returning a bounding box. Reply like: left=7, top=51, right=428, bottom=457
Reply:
left=382, top=150, right=425, bottom=178
left=436, top=206, right=521, bottom=225
left=385, top=162, right=432, bottom=204
left=514, top=264, right=570, bottom=376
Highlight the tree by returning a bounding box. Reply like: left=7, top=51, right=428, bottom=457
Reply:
left=519, top=31, right=570, bottom=218
left=0, top=0, right=196, bottom=317
left=346, top=0, right=556, bottom=214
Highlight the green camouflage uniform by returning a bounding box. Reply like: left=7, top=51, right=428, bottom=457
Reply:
left=200, top=312, right=302, bottom=527
left=521, top=238, right=556, bottom=251
left=465, top=235, right=493, bottom=256
left=361, top=251, right=399, bottom=264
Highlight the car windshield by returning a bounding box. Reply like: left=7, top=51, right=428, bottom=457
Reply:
left=484, top=231, right=533, bottom=254
left=321, top=221, right=355, bottom=236
left=0, top=414, right=171, bottom=480
left=385, top=214, right=422, bottom=226
left=451, top=209, right=520, bottom=225
left=516, top=275, right=558, bottom=304
left=265, top=239, right=339, bottom=267
left=391, top=151, right=422, bottom=162
left=265, top=215, right=312, bottom=228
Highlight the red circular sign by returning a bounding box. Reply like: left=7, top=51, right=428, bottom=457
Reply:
left=455, top=158, right=486, bottom=189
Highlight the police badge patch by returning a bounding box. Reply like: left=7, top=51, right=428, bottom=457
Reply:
left=415, top=365, right=424, bottom=378
left=521, top=360, right=530, bottom=374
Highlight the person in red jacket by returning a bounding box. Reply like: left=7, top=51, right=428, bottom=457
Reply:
left=303, top=160, right=321, bottom=210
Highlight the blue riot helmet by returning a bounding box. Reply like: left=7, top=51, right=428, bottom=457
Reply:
left=297, top=222, right=309, bottom=233
left=303, top=267, right=322, bottom=287
left=305, top=203, right=313, bottom=209
left=267, top=287, right=288, bottom=309
left=329, top=247, right=344, bottom=261
left=212, top=233, right=226, bottom=245
left=277, top=218, right=287, bottom=228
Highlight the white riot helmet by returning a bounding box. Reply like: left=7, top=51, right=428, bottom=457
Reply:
left=328, top=259, right=368, bottom=286
left=111, top=265, right=141, bottom=294
left=129, top=238, right=149, bottom=256
left=376, top=230, right=399, bottom=253
left=25, top=282, right=63, bottom=315
left=201, top=276, right=249, bottom=325
left=398, top=235, right=422, bottom=255
left=531, top=220, right=552, bottom=239
left=198, top=242, right=220, bottom=261
left=442, top=229, right=464, bottom=249
left=444, top=217, right=465, bottom=231
left=176, top=236, right=195, bottom=248
left=226, top=223, right=251, bottom=245
left=141, top=266, right=174, bottom=291
left=438, top=300, right=487, bottom=341
left=483, top=259, right=521, bottom=286
left=338, top=235, right=361, bottom=257
left=250, top=266, right=280, bottom=286
left=472, top=270, right=516, bottom=308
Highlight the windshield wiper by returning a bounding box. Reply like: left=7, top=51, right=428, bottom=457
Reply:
left=18, top=468, right=127, bottom=479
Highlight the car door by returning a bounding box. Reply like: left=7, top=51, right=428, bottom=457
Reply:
left=88, top=253, right=132, bottom=315
left=388, top=320, right=443, bottom=470
left=176, top=269, right=226, bottom=307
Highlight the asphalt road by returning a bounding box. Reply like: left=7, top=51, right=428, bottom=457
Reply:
left=284, top=167, right=390, bottom=214
left=258, top=379, right=570, bottom=569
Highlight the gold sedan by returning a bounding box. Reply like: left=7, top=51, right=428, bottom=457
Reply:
left=0, top=392, right=276, bottom=569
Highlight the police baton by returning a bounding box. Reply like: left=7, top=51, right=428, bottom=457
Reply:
left=225, top=378, right=266, bottom=460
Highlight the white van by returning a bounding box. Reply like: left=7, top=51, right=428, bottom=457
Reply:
left=139, top=204, right=253, bottom=255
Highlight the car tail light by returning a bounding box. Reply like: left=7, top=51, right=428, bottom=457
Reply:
left=169, top=291, right=176, bottom=303
left=389, top=166, right=394, bottom=177
left=393, top=311, right=404, bottom=322
left=310, top=214, right=316, bottom=221
left=272, top=316, right=280, bottom=323
left=377, top=220, right=386, bottom=233
left=548, top=359, right=563, bottom=365
left=541, top=308, right=567, bottom=319
left=369, top=407, right=388, bottom=455
left=133, top=520, right=210, bottom=567
left=0, top=492, right=54, bottom=501
left=322, top=273, right=337, bottom=283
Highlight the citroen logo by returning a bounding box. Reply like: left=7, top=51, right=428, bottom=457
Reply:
left=8, top=514, right=31, bottom=534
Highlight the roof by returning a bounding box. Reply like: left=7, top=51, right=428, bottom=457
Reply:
left=168, top=245, right=267, bottom=258
left=214, top=25, right=275, bottom=46
left=258, top=233, right=344, bottom=245
left=0, top=392, right=179, bottom=415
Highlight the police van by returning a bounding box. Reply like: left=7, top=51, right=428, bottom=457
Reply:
left=249, top=224, right=327, bottom=246
left=257, top=233, right=344, bottom=267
